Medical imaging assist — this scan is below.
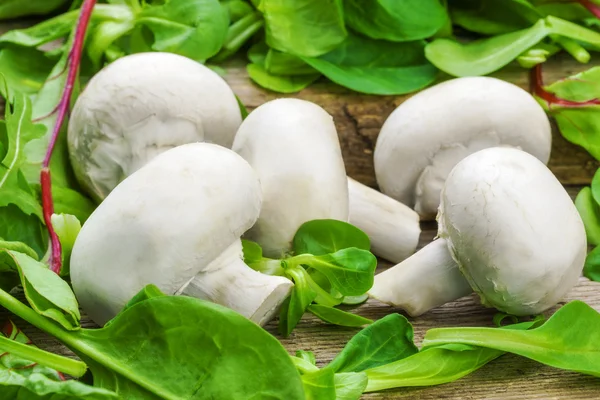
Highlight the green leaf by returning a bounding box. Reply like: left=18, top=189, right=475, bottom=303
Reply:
left=66, top=294, right=305, bottom=399
left=137, top=0, right=230, bottom=61
left=223, top=0, right=254, bottom=22
left=293, top=219, right=370, bottom=256
left=0, top=321, right=118, bottom=399
left=0, top=240, right=38, bottom=260
left=592, top=168, right=600, bottom=206
left=0, top=205, right=46, bottom=259
left=51, top=185, right=96, bottom=223
left=344, top=0, right=448, bottom=42
left=449, top=0, right=540, bottom=35
left=0, top=46, right=55, bottom=95
left=50, top=213, right=81, bottom=277
left=247, top=63, right=320, bottom=93
left=425, top=19, right=551, bottom=77
left=426, top=16, right=600, bottom=77
left=302, top=34, right=438, bottom=95
left=584, top=245, right=600, bottom=282
left=87, top=19, right=136, bottom=67
left=300, top=368, right=336, bottom=400
left=0, top=0, right=70, bottom=20
left=0, top=10, right=79, bottom=47
left=341, top=294, right=368, bottom=305
left=279, top=266, right=317, bottom=337
left=294, top=248, right=377, bottom=296
left=296, top=350, right=317, bottom=366
left=575, top=187, right=600, bottom=246
left=364, top=319, right=542, bottom=391
left=0, top=250, right=80, bottom=330
left=105, top=284, right=167, bottom=327
left=326, top=314, right=418, bottom=373
left=421, top=301, right=600, bottom=377
left=333, top=372, right=368, bottom=400
left=261, top=0, right=347, bottom=57
left=307, top=304, right=372, bottom=327
left=539, top=67, right=600, bottom=161
left=242, top=239, right=263, bottom=263
left=0, top=85, right=45, bottom=219
left=265, top=49, right=318, bottom=76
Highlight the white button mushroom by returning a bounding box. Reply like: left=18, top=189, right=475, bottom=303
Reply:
left=70, top=143, right=292, bottom=326
left=369, top=147, right=586, bottom=317
left=348, top=178, right=420, bottom=264
left=67, top=52, right=242, bottom=202
left=374, top=76, right=552, bottom=220
left=231, top=98, right=349, bottom=258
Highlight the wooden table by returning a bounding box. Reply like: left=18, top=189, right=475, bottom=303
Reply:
left=1, top=30, right=600, bottom=398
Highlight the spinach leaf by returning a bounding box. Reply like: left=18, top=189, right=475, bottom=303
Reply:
left=0, top=46, right=55, bottom=95
left=302, top=34, right=437, bottom=95
left=0, top=321, right=118, bottom=399
left=260, top=0, right=347, bottom=57
left=307, top=304, right=372, bottom=327
left=300, top=368, right=336, bottom=400
left=0, top=0, right=70, bottom=20
left=364, top=319, right=542, bottom=391
left=0, top=206, right=46, bottom=259
left=296, top=350, right=317, bottom=366
left=333, top=372, right=367, bottom=400
left=279, top=266, right=317, bottom=337
left=291, top=248, right=377, bottom=296
left=293, top=219, right=370, bottom=256
left=426, top=16, right=600, bottom=77
left=326, top=314, right=418, bottom=373
left=136, top=0, right=230, bottom=61
left=344, top=0, right=447, bottom=42
left=584, top=244, right=600, bottom=282
left=67, top=294, right=305, bottom=398
left=212, top=11, right=264, bottom=62
left=575, top=187, right=600, bottom=246
left=247, top=63, right=320, bottom=93
left=265, top=49, right=317, bottom=76
left=0, top=250, right=80, bottom=330
left=421, top=301, right=600, bottom=377
left=449, top=0, right=540, bottom=35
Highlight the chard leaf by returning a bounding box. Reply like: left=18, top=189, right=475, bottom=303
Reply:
left=295, top=248, right=377, bottom=296
left=537, top=67, right=600, bottom=161
left=575, top=187, right=600, bottom=246
left=421, top=301, right=600, bottom=377
left=344, top=0, right=447, bottom=42
left=247, top=63, right=320, bottom=93
left=0, top=46, right=55, bottom=95
left=584, top=244, right=600, bottom=282
left=50, top=213, right=81, bottom=276
left=307, top=304, right=372, bottom=327
left=136, top=0, right=229, bottom=61
left=261, top=0, right=347, bottom=57
left=0, top=250, right=80, bottom=330
left=326, top=314, right=418, bottom=373
left=293, top=219, right=370, bottom=256
left=302, top=34, right=437, bottom=95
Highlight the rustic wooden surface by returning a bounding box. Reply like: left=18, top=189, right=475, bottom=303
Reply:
left=1, top=17, right=600, bottom=397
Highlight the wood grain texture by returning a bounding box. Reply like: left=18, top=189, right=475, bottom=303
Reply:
left=1, top=19, right=600, bottom=399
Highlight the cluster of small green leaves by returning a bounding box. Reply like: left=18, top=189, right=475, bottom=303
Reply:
left=576, top=168, right=600, bottom=282
left=243, top=219, right=377, bottom=336
left=294, top=301, right=600, bottom=399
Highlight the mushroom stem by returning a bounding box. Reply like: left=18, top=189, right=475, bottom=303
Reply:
left=179, top=240, right=294, bottom=326
left=348, top=178, right=421, bottom=263
left=367, top=238, right=472, bottom=316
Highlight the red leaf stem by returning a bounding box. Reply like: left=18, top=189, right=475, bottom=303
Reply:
left=41, top=0, right=97, bottom=275
left=530, top=63, right=600, bottom=107
left=577, top=0, right=600, bottom=19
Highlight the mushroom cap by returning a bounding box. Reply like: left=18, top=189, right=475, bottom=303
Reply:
left=70, top=143, right=262, bottom=325
left=232, top=98, right=349, bottom=258
left=374, top=76, right=552, bottom=219
left=438, top=147, right=586, bottom=316
left=67, top=52, right=242, bottom=202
